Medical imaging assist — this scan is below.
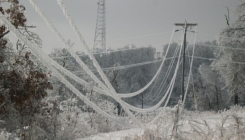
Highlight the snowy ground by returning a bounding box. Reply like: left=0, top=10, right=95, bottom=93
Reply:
left=79, top=128, right=146, bottom=140
left=77, top=105, right=245, bottom=140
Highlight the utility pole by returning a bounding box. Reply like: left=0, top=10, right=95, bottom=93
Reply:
left=174, top=21, right=197, bottom=102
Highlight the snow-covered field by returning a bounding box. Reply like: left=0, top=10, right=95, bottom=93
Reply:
left=78, top=105, right=245, bottom=140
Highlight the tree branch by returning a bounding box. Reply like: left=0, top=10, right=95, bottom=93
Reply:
left=224, top=7, right=230, bottom=26
left=0, top=30, right=9, bottom=39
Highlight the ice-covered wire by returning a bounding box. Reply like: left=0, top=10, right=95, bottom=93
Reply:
left=0, top=13, right=138, bottom=128
left=56, top=0, right=184, bottom=116
left=141, top=71, right=160, bottom=100
left=119, top=34, right=183, bottom=113
left=161, top=35, right=184, bottom=107
left=144, top=31, right=186, bottom=102
left=139, top=46, right=179, bottom=101
left=30, top=0, right=171, bottom=116
left=74, top=59, right=164, bottom=74
left=52, top=46, right=147, bottom=59
left=118, top=26, right=176, bottom=98
left=143, top=32, right=189, bottom=103
left=57, top=0, right=178, bottom=99
left=56, top=0, right=185, bottom=121
left=197, top=32, right=245, bottom=41
left=74, top=57, right=182, bottom=75
left=196, top=43, right=245, bottom=51
left=145, top=36, right=185, bottom=125
left=31, top=0, right=144, bottom=126
left=145, top=45, right=180, bottom=104
left=56, top=0, right=148, bottom=125
left=31, top=0, right=185, bottom=116
left=56, top=0, right=113, bottom=90
left=142, top=44, right=180, bottom=101
left=29, top=0, right=111, bottom=93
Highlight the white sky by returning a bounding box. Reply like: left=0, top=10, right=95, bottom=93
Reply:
left=18, top=0, right=241, bottom=53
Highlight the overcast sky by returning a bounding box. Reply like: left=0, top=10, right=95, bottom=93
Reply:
left=19, top=0, right=241, bottom=53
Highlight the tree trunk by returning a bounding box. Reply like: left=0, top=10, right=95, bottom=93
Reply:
left=206, top=95, right=212, bottom=110
left=215, top=86, right=220, bottom=110
left=234, top=93, right=238, bottom=105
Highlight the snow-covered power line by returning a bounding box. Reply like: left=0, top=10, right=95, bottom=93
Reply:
left=56, top=0, right=145, bottom=125
left=56, top=0, right=114, bottom=91
left=196, top=32, right=245, bottom=41
left=52, top=46, right=148, bottom=59
left=146, top=28, right=197, bottom=122
left=73, top=57, right=180, bottom=74
left=117, top=27, right=177, bottom=98
left=0, top=13, right=138, bottom=128
left=186, top=55, right=245, bottom=65
left=101, top=59, right=162, bottom=71
left=143, top=44, right=180, bottom=102
left=144, top=33, right=195, bottom=103
left=59, top=0, right=179, bottom=112
left=196, top=43, right=245, bottom=51
left=57, top=0, right=180, bottom=102
left=32, top=0, right=179, bottom=114
left=29, top=0, right=111, bottom=94
left=117, top=31, right=183, bottom=113
left=11, top=0, right=197, bottom=126
left=57, top=0, right=181, bottom=114
left=27, top=0, right=147, bottom=122
left=31, top=0, right=142, bottom=126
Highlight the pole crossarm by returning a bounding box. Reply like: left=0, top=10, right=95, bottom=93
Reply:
left=174, top=23, right=198, bottom=28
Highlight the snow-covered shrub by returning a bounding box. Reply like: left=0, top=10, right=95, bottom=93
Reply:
left=189, top=64, right=227, bottom=111
left=0, top=130, right=11, bottom=140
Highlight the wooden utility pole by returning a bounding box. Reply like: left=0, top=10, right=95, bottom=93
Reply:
left=174, top=21, right=197, bottom=102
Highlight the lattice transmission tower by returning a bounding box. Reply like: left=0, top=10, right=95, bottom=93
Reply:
left=93, top=0, right=106, bottom=53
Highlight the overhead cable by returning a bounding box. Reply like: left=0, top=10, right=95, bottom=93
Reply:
left=56, top=0, right=143, bottom=126
left=0, top=13, right=137, bottom=128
